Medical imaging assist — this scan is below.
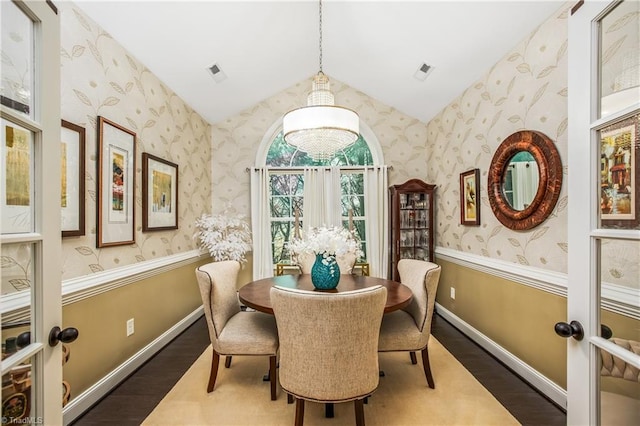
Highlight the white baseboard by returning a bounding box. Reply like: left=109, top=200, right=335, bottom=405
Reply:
left=436, top=303, right=567, bottom=410
left=62, top=307, right=204, bottom=425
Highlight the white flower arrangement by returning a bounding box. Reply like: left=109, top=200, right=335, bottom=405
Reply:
left=194, top=212, right=252, bottom=264
left=287, top=225, right=363, bottom=262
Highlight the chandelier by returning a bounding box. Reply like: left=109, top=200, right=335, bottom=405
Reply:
left=282, top=0, right=360, bottom=161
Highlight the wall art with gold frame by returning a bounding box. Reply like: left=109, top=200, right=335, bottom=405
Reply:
left=460, top=168, right=480, bottom=226
left=599, top=113, right=639, bottom=230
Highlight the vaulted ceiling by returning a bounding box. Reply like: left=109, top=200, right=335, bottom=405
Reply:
left=74, top=0, right=565, bottom=125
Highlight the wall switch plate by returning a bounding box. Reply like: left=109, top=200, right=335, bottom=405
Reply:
left=127, top=318, right=135, bottom=336
left=450, top=287, right=456, bottom=300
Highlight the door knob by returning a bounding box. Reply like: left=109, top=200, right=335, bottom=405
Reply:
left=554, top=320, right=584, bottom=341
left=601, top=324, right=613, bottom=339
left=48, top=326, right=79, bottom=347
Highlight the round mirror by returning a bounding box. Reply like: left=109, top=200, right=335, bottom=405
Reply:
left=502, top=151, right=539, bottom=211
left=488, top=130, right=562, bottom=230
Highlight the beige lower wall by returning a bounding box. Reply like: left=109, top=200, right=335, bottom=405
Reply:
left=62, top=258, right=210, bottom=398
left=436, top=258, right=640, bottom=398
left=435, top=258, right=568, bottom=388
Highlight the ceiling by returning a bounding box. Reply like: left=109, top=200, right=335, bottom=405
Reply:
left=73, top=0, right=565, bottom=125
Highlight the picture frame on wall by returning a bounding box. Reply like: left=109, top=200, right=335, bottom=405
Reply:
left=97, top=116, right=136, bottom=247
left=61, top=119, right=85, bottom=237
left=460, top=168, right=480, bottom=226
left=1, top=118, right=33, bottom=234
left=599, top=113, right=639, bottom=230
left=142, top=152, right=178, bottom=232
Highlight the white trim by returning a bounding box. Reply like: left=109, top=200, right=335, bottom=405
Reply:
left=2, top=250, right=208, bottom=320
left=436, top=304, right=567, bottom=409
left=435, top=247, right=567, bottom=295
left=62, top=307, right=204, bottom=425
left=435, top=247, right=640, bottom=319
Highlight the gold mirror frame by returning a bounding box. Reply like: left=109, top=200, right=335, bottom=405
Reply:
left=488, top=130, right=563, bottom=230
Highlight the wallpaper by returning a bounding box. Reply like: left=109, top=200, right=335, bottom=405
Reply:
left=55, top=4, right=212, bottom=281
left=211, top=76, right=429, bottom=216
left=426, top=3, right=639, bottom=291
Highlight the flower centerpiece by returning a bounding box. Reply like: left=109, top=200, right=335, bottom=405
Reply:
left=287, top=225, right=363, bottom=289
left=194, top=211, right=252, bottom=265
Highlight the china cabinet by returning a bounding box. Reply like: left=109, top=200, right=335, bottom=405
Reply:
left=388, top=179, right=436, bottom=281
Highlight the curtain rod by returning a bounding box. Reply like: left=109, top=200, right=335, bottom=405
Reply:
left=245, top=165, right=393, bottom=172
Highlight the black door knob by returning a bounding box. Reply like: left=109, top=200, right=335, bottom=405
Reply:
left=554, top=320, right=584, bottom=341
left=601, top=324, right=613, bottom=339
left=16, top=331, right=31, bottom=349
left=48, top=326, right=79, bottom=347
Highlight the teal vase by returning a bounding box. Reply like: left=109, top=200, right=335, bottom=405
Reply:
left=311, top=253, right=340, bottom=290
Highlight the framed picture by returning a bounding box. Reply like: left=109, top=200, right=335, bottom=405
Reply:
left=460, top=168, right=480, bottom=226
left=142, top=153, right=178, bottom=231
left=97, top=116, right=136, bottom=247
left=61, top=120, right=85, bottom=237
left=600, top=114, right=639, bottom=229
left=1, top=118, right=33, bottom=233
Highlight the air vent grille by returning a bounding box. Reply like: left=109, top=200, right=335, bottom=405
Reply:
left=414, top=63, right=434, bottom=81
left=207, top=63, right=227, bottom=83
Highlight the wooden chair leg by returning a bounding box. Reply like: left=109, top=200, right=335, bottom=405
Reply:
left=325, top=403, right=334, bottom=418
left=287, top=393, right=294, bottom=404
left=421, top=347, right=435, bottom=389
left=269, top=355, right=277, bottom=400
left=355, top=399, right=365, bottom=426
left=207, top=349, right=220, bottom=393
left=225, top=356, right=232, bottom=368
left=410, top=351, right=417, bottom=364
left=295, top=399, right=305, bottom=426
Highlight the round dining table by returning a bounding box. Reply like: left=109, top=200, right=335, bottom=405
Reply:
left=238, top=273, right=413, bottom=315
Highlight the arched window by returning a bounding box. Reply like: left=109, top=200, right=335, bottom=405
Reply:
left=252, top=121, right=387, bottom=277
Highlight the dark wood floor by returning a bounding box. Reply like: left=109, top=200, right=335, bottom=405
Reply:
left=71, top=313, right=566, bottom=425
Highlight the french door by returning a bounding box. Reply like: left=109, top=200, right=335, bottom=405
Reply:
left=566, top=0, right=639, bottom=424
left=1, top=0, right=63, bottom=424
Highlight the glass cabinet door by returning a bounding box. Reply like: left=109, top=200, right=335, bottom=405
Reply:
left=389, top=180, right=436, bottom=281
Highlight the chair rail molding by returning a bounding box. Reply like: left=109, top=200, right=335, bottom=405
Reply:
left=2, top=250, right=209, bottom=322
left=435, top=247, right=639, bottom=319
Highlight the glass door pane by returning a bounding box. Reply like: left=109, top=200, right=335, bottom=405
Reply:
left=599, top=0, right=640, bottom=118
left=0, top=2, right=34, bottom=118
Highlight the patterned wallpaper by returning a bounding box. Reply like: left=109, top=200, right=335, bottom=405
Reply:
left=426, top=5, right=571, bottom=274
left=57, top=4, right=211, bottom=280
left=211, top=76, right=429, bottom=216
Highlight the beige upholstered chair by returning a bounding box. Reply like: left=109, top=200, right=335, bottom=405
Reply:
left=296, top=251, right=357, bottom=275
left=271, top=285, right=387, bottom=426
left=195, top=261, right=279, bottom=400
left=378, top=259, right=441, bottom=388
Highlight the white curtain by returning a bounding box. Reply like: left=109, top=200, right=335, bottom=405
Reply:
left=512, top=161, right=539, bottom=210
left=250, top=167, right=274, bottom=279
left=302, top=167, right=341, bottom=230
left=363, top=166, right=389, bottom=278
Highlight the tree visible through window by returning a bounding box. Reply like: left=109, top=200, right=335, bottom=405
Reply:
left=266, top=131, right=373, bottom=263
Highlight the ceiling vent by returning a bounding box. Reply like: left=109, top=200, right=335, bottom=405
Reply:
left=208, top=63, right=227, bottom=83
left=414, top=63, right=433, bottom=81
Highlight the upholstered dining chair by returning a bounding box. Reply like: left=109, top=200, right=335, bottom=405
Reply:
left=271, top=285, right=387, bottom=426
left=195, top=260, right=279, bottom=400
left=378, top=259, right=442, bottom=388
left=296, top=251, right=358, bottom=275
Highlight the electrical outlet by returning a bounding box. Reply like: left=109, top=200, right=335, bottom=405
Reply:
left=126, top=318, right=135, bottom=336
left=450, top=287, right=456, bottom=300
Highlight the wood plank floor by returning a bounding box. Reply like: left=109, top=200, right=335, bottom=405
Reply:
left=71, top=313, right=566, bottom=425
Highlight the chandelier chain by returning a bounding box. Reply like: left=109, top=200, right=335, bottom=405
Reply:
left=318, top=0, right=323, bottom=73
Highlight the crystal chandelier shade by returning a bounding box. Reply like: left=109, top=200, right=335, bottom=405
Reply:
left=282, top=0, right=360, bottom=161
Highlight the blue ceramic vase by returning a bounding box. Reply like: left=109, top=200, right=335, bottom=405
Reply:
left=310, top=253, right=340, bottom=290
